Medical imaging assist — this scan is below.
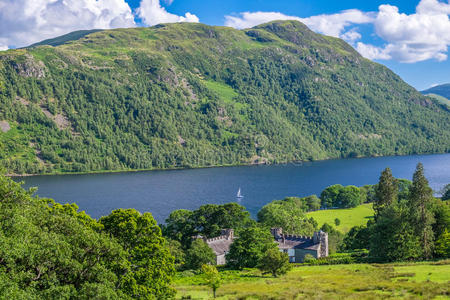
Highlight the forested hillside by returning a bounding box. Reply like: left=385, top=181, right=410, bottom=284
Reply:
left=0, top=20, right=449, bottom=174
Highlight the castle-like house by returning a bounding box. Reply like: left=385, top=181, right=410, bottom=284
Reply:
left=203, top=229, right=235, bottom=265
left=199, top=227, right=328, bottom=265
left=271, top=228, right=328, bottom=263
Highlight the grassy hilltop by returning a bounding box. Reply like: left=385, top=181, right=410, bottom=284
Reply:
left=307, top=203, right=374, bottom=233
left=0, top=21, right=449, bottom=174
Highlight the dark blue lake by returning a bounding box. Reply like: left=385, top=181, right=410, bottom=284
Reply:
left=13, top=154, right=450, bottom=223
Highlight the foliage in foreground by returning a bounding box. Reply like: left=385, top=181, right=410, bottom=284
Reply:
left=0, top=175, right=175, bottom=299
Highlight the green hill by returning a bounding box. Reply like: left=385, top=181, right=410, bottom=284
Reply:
left=306, top=203, right=374, bottom=233
left=422, top=83, right=450, bottom=99
left=0, top=21, right=449, bottom=174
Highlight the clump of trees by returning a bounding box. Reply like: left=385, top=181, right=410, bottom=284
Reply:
left=0, top=175, right=176, bottom=298
left=257, top=197, right=318, bottom=236
left=343, top=163, right=450, bottom=262
left=163, top=203, right=254, bottom=249
left=320, top=184, right=365, bottom=208
left=226, top=226, right=277, bottom=269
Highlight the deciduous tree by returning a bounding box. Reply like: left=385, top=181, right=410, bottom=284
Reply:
left=258, top=247, right=291, bottom=277
left=201, top=264, right=221, bottom=298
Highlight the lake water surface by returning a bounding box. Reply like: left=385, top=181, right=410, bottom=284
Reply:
left=14, top=154, right=450, bottom=223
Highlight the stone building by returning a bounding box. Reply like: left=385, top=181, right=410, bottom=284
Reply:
left=201, top=227, right=328, bottom=265
left=203, top=229, right=235, bottom=265
left=271, top=227, right=328, bottom=263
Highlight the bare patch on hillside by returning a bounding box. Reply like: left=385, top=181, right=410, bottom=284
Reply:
left=0, top=120, right=10, bottom=132
left=16, top=96, right=30, bottom=106
left=177, top=135, right=186, bottom=146
left=40, top=105, right=71, bottom=130
left=12, top=54, right=46, bottom=78
left=358, top=133, right=382, bottom=140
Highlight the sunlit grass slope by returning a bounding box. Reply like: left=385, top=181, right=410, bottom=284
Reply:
left=174, top=261, right=450, bottom=299
left=306, top=203, right=374, bottom=232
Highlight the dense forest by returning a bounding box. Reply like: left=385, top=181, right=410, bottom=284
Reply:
left=0, top=20, right=449, bottom=174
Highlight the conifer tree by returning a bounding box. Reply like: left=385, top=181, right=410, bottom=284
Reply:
left=408, top=163, right=435, bottom=259
left=374, top=168, right=398, bottom=220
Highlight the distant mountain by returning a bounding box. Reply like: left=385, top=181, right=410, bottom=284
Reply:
left=422, top=84, right=450, bottom=99
left=421, top=84, right=450, bottom=107
left=0, top=21, right=449, bottom=175
left=27, top=29, right=103, bottom=48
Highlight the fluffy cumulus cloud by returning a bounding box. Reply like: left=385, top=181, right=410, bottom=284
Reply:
left=137, top=0, right=199, bottom=26
left=0, top=0, right=136, bottom=49
left=0, top=0, right=199, bottom=49
left=225, top=0, right=450, bottom=63
left=357, top=1, right=450, bottom=62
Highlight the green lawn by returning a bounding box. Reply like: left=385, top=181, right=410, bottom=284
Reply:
left=174, top=261, right=450, bottom=299
left=306, top=203, right=374, bottom=232
left=393, top=263, right=450, bottom=283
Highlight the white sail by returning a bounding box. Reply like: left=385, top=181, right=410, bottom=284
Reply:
left=237, top=188, right=243, bottom=198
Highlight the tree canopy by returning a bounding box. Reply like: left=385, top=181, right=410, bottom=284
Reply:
left=0, top=175, right=176, bottom=299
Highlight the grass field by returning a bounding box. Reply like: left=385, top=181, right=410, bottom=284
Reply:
left=174, top=261, right=450, bottom=299
left=306, top=203, right=374, bottom=232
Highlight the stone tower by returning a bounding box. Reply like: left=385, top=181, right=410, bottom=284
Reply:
left=319, top=230, right=328, bottom=257
left=221, top=229, right=234, bottom=240
left=270, top=227, right=283, bottom=239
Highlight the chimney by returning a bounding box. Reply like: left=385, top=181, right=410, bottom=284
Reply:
left=313, top=231, right=319, bottom=244
left=221, top=229, right=234, bottom=240
left=270, top=228, right=283, bottom=239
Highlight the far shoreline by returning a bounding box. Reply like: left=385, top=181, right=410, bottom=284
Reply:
left=8, top=151, right=450, bottom=178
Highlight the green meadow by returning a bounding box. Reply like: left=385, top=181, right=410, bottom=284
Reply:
left=306, top=203, right=374, bottom=233
left=174, top=261, right=450, bottom=299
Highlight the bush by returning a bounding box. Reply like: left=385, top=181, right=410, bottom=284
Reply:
left=335, top=218, right=341, bottom=226
left=185, top=239, right=216, bottom=270
left=302, top=250, right=369, bottom=265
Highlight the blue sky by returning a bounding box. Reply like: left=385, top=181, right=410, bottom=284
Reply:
left=0, top=0, right=449, bottom=90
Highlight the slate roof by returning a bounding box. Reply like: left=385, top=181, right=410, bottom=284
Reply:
left=275, top=236, right=318, bottom=251
left=206, top=238, right=233, bottom=256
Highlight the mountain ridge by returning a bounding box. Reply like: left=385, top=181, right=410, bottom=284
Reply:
left=422, top=83, right=450, bottom=99
left=0, top=20, right=449, bottom=175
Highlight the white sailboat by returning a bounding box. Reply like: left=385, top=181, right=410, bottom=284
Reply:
left=236, top=187, right=243, bottom=198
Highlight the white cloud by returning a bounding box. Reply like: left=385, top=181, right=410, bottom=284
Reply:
left=0, top=0, right=136, bottom=48
left=302, top=10, right=374, bottom=38
left=364, top=2, right=450, bottom=63
left=0, top=0, right=199, bottom=50
left=225, top=12, right=301, bottom=30
left=356, top=42, right=390, bottom=60
left=224, top=10, right=373, bottom=43
left=137, top=0, right=199, bottom=26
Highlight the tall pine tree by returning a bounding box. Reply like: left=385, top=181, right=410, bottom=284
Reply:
left=374, top=168, right=398, bottom=220
left=408, top=163, right=435, bottom=259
